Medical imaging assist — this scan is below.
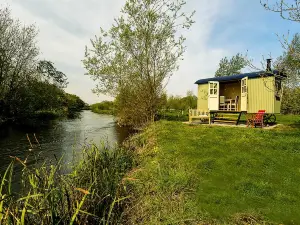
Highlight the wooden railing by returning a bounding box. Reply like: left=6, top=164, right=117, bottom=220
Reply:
left=188, top=109, right=209, bottom=122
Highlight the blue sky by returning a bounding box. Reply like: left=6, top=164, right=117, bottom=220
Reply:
left=3, top=0, right=299, bottom=104
left=207, top=1, right=298, bottom=57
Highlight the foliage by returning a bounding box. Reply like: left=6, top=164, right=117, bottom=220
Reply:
left=275, top=33, right=300, bottom=88
left=0, top=143, right=134, bottom=224
left=215, top=53, right=248, bottom=77
left=273, top=33, right=300, bottom=114
left=156, top=110, right=188, bottom=121
left=0, top=7, right=39, bottom=120
left=281, top=86, right=300, bottom=114
left=90, top=101, right=115, bottom=115
left=126, top=118, right=300, bottom=224
left=0, top=7, right=86, bottom=123
left=37, top=60, right=68, bottom=88
left=83, top=0, right=195, bottom=128
left=165, top=91, right=197, bottom=110
left=261, top=0, right=300, bottom=22
left=0, top=7, right=39, bottom=101
left=64, top=93, right=86, bottom=117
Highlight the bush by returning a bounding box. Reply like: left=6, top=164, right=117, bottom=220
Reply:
left=156, top=110, right=189, bottom=121
left=90, top=101, right=115, bottom=115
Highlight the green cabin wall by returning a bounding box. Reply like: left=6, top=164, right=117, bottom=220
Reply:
left=247, top=76, right=276, bottom=113
left=274, top=99, right=281, bottom=114
left=197, top=84, right=208, bottom=111
left=196, top=76, right=282, bottom=114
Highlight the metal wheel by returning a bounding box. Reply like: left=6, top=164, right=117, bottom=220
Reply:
left=263, top=114, right=269, bottom=124
left=263, top=114, right=276, bottom=125
left=268, top=114, right=276, bottom=124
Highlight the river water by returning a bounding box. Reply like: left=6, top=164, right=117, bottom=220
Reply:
left=0, top=110, right=131, bottom=178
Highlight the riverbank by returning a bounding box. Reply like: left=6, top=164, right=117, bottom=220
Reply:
left=2, top=114, right=300, bottom=224
left=0, top=111, right=134, bottom=224
left=0, top=143, right=134, bottom=224
left=125, top=116, right=300, bottom=224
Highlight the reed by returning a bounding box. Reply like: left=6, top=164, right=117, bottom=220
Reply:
left=0, top=141, right=134, bottom=224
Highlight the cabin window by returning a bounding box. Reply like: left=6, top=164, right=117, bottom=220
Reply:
left=275, top=77, right=282, bottom=101
left=241, top=79, right=247, bottom=93
left=209, top=83, right=218, bottom=95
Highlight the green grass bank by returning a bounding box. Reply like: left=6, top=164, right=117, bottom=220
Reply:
left=126, top=115, right=300, bottom=224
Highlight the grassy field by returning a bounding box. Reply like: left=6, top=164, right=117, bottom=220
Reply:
left=127, top=115, right=300, bottom=224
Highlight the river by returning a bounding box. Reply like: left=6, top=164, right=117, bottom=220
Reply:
left=0, top=110, right=131, bottom=180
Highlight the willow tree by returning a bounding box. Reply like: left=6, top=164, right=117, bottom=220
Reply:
left=83, top=0, right=195, bottom=127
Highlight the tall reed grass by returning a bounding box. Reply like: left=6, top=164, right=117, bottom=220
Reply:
left=0, top=142, right=134, bottom=224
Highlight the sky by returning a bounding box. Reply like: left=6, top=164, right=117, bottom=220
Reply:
left=1, top=0, right=299, bottom=104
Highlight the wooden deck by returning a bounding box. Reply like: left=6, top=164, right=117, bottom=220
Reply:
left=189, top=110, right=247, bottom=125
left=188, top=109, right=209, bottom=122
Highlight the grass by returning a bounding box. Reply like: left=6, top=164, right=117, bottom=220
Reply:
left=156, top=110, right=189, bottom=121
left=126, top=115, right=300, bottom=224
left=0, top=143, right=134, bottom=224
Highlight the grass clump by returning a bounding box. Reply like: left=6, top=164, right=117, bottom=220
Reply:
left=0, top=143, right=134, bottom=224
left=126, top=117, right=300, bottom=224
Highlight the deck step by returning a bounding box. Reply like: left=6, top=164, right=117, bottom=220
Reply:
left=215, top=114, right=240, bottom=117
left=215, top=117, right=238, bottom=120
left=213, top=120, right=236, bottom=123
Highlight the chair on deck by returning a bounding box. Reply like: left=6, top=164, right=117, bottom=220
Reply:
left=247, top=110, right=266, bottom=128
left=219, top=96, right=227, bottom=110
left=230, top=96, right=239, bottom=111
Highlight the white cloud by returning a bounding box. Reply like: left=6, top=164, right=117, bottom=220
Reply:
left=167, top=0, right=234, bottom=96
left=3, top=0, right=234, bottom=103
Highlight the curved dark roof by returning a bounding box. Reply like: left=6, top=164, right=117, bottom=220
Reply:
left=195, top=70, right=286, bottom=84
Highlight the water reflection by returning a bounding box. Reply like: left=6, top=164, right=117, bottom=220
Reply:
left=0, top=111, right=130, bottom=176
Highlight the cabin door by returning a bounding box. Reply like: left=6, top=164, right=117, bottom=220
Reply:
left=208, top=81, right=219, bottom=111
left=241, top=77, right=248, bottom=111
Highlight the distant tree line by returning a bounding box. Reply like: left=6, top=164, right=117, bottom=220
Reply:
left=90, top=101, right=115, bottom=115
left=90, top=91, right=197, bottom=123
left=0, top=7, right=86, bottom=125
left=163, top=91, right=197, bottom=111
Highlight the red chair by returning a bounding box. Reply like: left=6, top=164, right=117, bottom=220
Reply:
left=247, top=110, right=266, bottom=128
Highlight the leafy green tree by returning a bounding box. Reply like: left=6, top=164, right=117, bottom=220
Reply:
left=0, top=7, right=39, bottom=117
left=274, top=33, right=300, bottom=114
left=0, top=6, right=86, bottom=122
left=165, top=91, right=197, bottom=110
left=281, top=87, right=300, bottom=114
left=83, top=0, right=195, bottom=128
left=275, top=33, right=300, bottom=88
left=37, top=60, right=68, bottom=88
left=64, top=93, right=86, bottom=116
left=215, top=53, right=248, bottom=77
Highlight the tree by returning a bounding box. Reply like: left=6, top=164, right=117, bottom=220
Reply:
left=261, top=0, right=300, bottom=22
left=0, top=7, right=39, bottom=118
left=215, top=53, right=248, bottom=77
left=83, top=0, right=195, bottom=128
left=37, top=60, right=68, bottom=88
left=275, top=33, right=300, bottom=87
